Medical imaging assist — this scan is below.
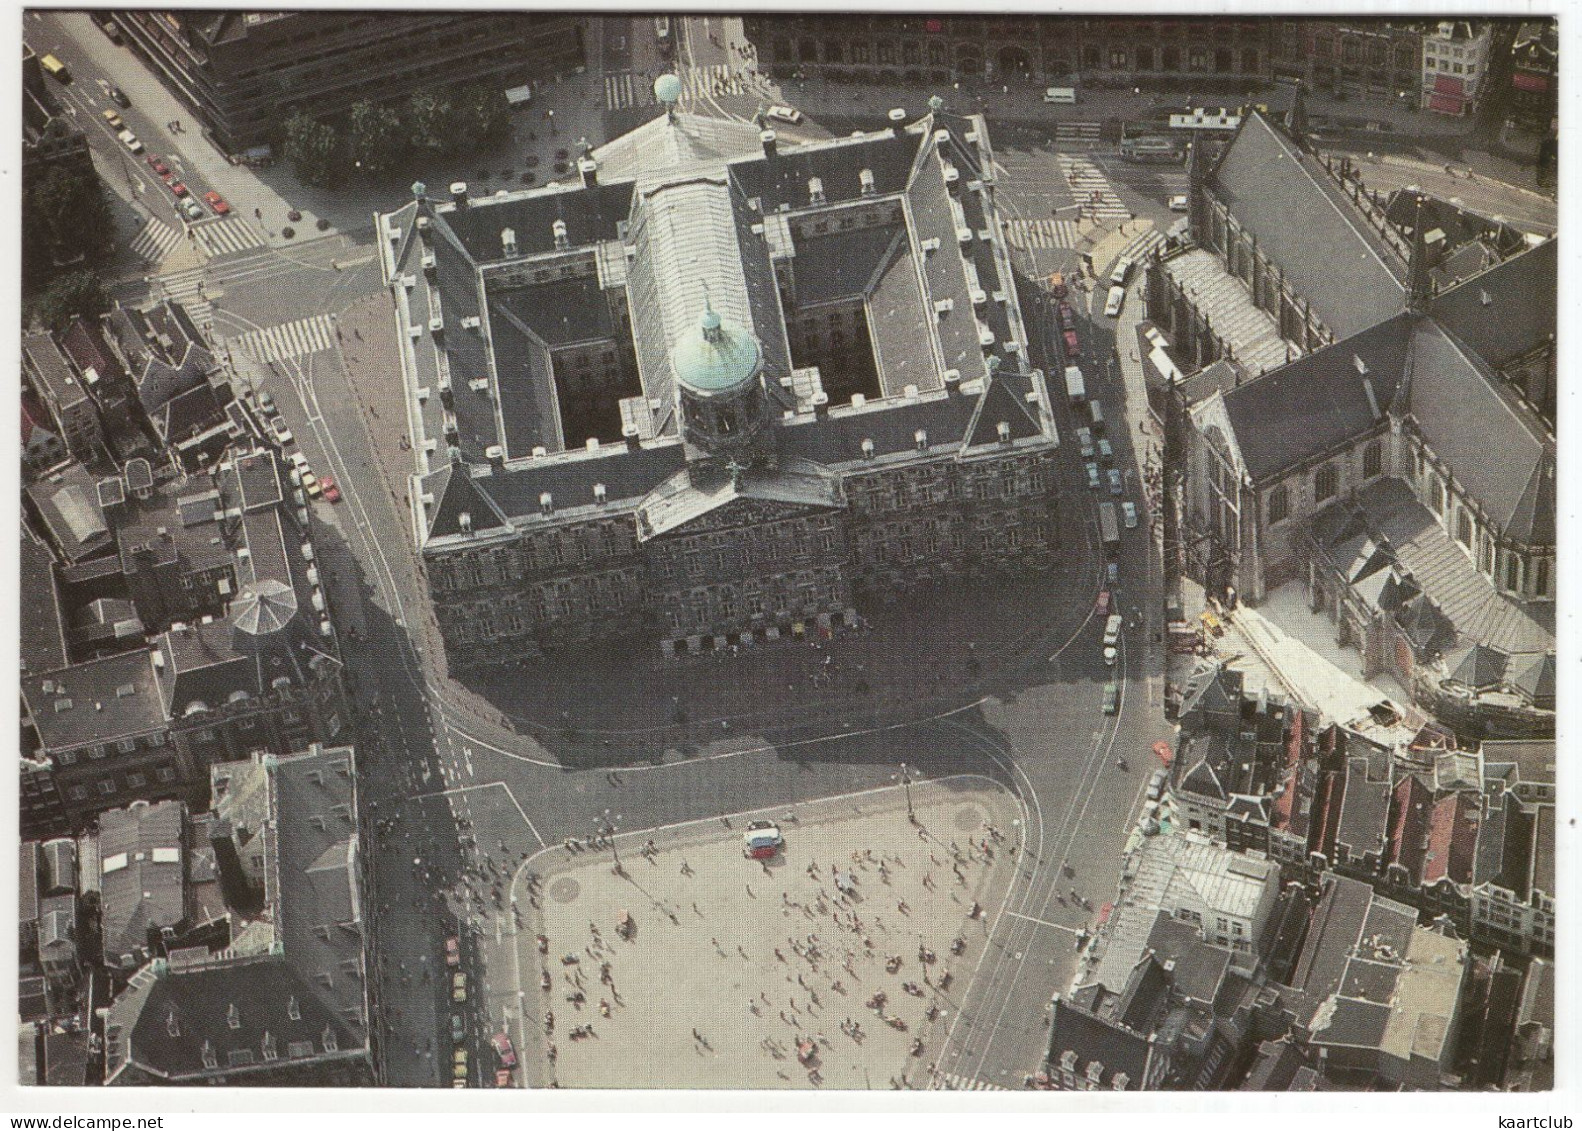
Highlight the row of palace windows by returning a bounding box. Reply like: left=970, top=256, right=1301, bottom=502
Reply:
left=1266, top=442, right=1382, bottom=524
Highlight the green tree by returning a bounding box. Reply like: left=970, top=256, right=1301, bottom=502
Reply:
left=26, top=162, right=116, bottom=272
left=346, top=99, right=405, bottom=177
left=33, top=268, right=108, bottom=332
left=453, top=83, right=511, bottom=150
left=407, top=86, right=456, bottom=154
left=280, top=111, right=343, bottom=187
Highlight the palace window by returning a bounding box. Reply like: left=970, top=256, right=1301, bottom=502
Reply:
left=1456, top=509, right=1473, bottom=548
left=1268, top=484, right=1289, bottom=524
left=1314, top=464, right=1339, bottom=502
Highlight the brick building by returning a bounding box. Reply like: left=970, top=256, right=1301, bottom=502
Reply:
left=377, top=101, right=1062, bottom=666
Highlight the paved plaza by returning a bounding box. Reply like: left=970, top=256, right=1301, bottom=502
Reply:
left=513, top=780, right=1023, bottom=1089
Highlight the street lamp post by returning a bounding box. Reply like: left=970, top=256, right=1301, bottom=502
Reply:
left=899, top=762, right=915, bottom=822
left=602, top=809, right=623, bottom=875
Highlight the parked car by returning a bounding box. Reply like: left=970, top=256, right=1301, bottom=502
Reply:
left=445, top=937, right=461, bottom=967
left=204, top=190, right=230, bottom=215
left=491, top=1033, right=517, bottom=1067
left=302, top=471, right=322, bottom=497
left=1097, top=438, right=1113, bottom=464
left=1122, top=501, right=1138, bottom=529
left=271, top=417, right=293, bottom=445
left=765, top=104, right=804, bottom=125
left=1102, top=682, right=1119, bottom=715
left=288, top=451, right=310, bottom=473
left=98, top=18, right=124, bottom=44
left=1107, top=468, right=1123, bottom=495
left=320, top=475, right=341, bottom=503
left=1076, top=426, right=1094, bottom=459
left=1085, top=462, right=1100, bottom=490
left=452, top=973, right=468, bottom=1003
left=1063, top=328, right=1082, bottom=358
left=743, top=820, right=782, bottom=859
left=1104, top=285, right=1125, bottom=317
left=1106, top=561, right=1120, bottom=585
left=1095, top=589, right=1111, bottom=616
left=450, top=1014, right=466, bottom=1043
left=1057, top=302, right=1075, bottom=329
left=117, top=129, right=143, bottom=154
left=495, top=1069, right=513, bottom=1087
left=1169, top=194, right=1190, bottom=212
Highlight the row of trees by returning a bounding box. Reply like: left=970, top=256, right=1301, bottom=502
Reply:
left=280, top=82, right=513, bottom=187
left=23, top=152, right=118, bottom=331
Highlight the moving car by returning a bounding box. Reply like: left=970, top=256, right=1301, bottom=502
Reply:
left=40, top=54, right=70, bottom=82
left=1057, top=302, right=1076, bottom=330
left=102, top=108, right=123, bottom=129
left=168, top=180, right=189, bottom=197
left=1102, top=682, right=1119, bottom=715
left=108, top=85, right=130, bottom=108
left=1085, top=462, right=1100, bottom=490
left=452, top=973, right=468, bottom=1003
left=1104, top=285, right=1125, bottom=317
left=1107, top=468, right=1124, bottom=495
left=765, top=104, right=804, bottom=125
left=1097, top=438, right=1114, bottom=464
left=450, top=1014, right=466, bottom=1042
left=1075, top=426, right=1094, bottom=459
left=1109, top=257, right=1132, bottom=286
left=320, top=475, right=341, bottom=503
left=118, top=129, right=143, bottom=154
left=271, top=417, right=293, bottom=445
left=146, top=154, right=170, bottom=176
left=1122, top=501, right=1138, bottom=529
left=495, top=1069, right=513, bottom=1087
left=1044, top=87, right=1077, bottom=104
left=1062, top=328, right=1082, bottom=358
left=204, top=190, right=230, bottom=215
left=1095, top=590, right=1111, bottom=616
left=1106, top=561, right=1120, bottom=585
left=453, top=1048, right=468, bottom=1085
left=743, top=820, right=782, bottom=860
left=445, top=936, right=461, bottom=966
left=1103, top=614, right=1122, bottom=666
left=180, top=198, right=204, bottom=222
left=1048, top=271, right=1068, bottom=300
left=491, top=1033, right=517, bottom=1068
left=1169, top=194, right=1190, bottom=212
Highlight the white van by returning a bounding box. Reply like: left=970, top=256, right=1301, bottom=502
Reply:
left=1109, top=257, right=1132, bottom=287
left=1103, top=614, right=1123, bottom=665
left=765, top=104, right=804, bottom=125
left=1044, top=87, right=1078, bottom=105
left=1104, top=285, right=1125, bottom=317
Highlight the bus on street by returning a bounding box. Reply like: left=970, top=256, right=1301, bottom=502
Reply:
left=1099, top=502, right=1121, bottom=556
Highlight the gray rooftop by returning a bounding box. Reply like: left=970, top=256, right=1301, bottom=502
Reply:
left=98, top=800, right=187, bottom=966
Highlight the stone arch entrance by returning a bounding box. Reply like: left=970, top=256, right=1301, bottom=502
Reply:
left=997, top=45, right=1033, bottom=76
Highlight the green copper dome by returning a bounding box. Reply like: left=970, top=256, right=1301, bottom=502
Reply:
left=673, top=305, right=761, bottom=394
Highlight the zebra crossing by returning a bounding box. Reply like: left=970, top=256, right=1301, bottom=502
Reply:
left=1002, top=217, right=1082, bottom=250
left=929, top=1071, right=1011, bottom=1091
left=1058, top=155, right=1132, bottom=224
left=156, top=266, right=213, bottom=330
left=1054, top=120, right=1103, bottom=146
left=127, top=216, right=182, bottom=266
left=193, top=217, right=268, bottom=260
left=232, top=313, right=338, bottom=364
left=681, top=62, right=748, bottom=103
left=1119, top=226, right=1168, bottom=264
left=604, top=71, right=639, bottom=111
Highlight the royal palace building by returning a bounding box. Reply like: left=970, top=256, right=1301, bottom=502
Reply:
left=376, top=91, right=1062, bottom=668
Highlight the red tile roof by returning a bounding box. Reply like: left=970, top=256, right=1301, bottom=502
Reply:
left=1424, top=790, right=1480, bottom=885
left=1389, top=775, right=1434, bottom=877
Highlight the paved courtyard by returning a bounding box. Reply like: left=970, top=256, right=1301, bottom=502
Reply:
left=513, top=779, right=1023, bottom=1089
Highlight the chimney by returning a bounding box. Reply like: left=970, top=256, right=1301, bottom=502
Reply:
left=914, top=429, right=928, bottom=451
left=485, top=444, right=505, bottom=474
left=501, top=228, right=518, bottom=258
left=808, top=177, right=825, bottom=206
left=812, top=390, right=830, bottom=419
left=553, top=219, right=569, bottom=250
left=859, top=168, right=875, bottom=196
left=593, top=482, right=607, bottom=506
left=578, top=157, right=599, bottom=188
left=415, top=215, right=432, bottom=241
left=622, top=423, right=641, bottom=452
left=888, top=107, right=907, bottom=133
left=861, top=438, right=875, bottom=460
left=997, top=421, right=1012, bottom=444
left=458, top=511, right=473, bottom=534
left=539, top=492, right=554, bottom=516
left=450, top=181, right=469, bottom=209
left=759, top=129, right=777, bottom=159
left=943, top=368, right=961, bottom=395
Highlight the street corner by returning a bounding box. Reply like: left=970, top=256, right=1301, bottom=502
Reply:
left=509, top=779, right=1024, bottom=1089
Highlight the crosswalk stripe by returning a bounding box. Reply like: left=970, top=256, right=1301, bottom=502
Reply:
left=681, top=62, right=747, bottom=104
left=1058, top=155, right=1131, bottom=223
left=194, top=217, right=268, bottom=260
left=1003, top=218, right=1081, bottom=250
left=233, top=313, right=337, bottom=364
left=127, top=217, right=182, bottom=265
left=605, top=73, right=641, bottom=111
left=154, top=266, right=214, bottom=330
left=929, top=1071, right=1010, bottom=1091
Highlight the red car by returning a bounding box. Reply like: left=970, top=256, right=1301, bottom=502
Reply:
left=495, top=1069, right=512, bottom=1087
left=146, top=154, right=169, bottom=176
left=320, top=475, right=341, bottom=503
left=1062, top=328, right=1082, bottom=358
left=1057, top=302, right=1076, bottom=329
left=444, top=936, right=460, bottom=966
left=168, top=181, right=189, bottom=198
left=490, top=1033, right=516, bottom=1068
left=1095, top=590, right=1111, bottom=616
left=204, top=190, right=230, bottom=215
